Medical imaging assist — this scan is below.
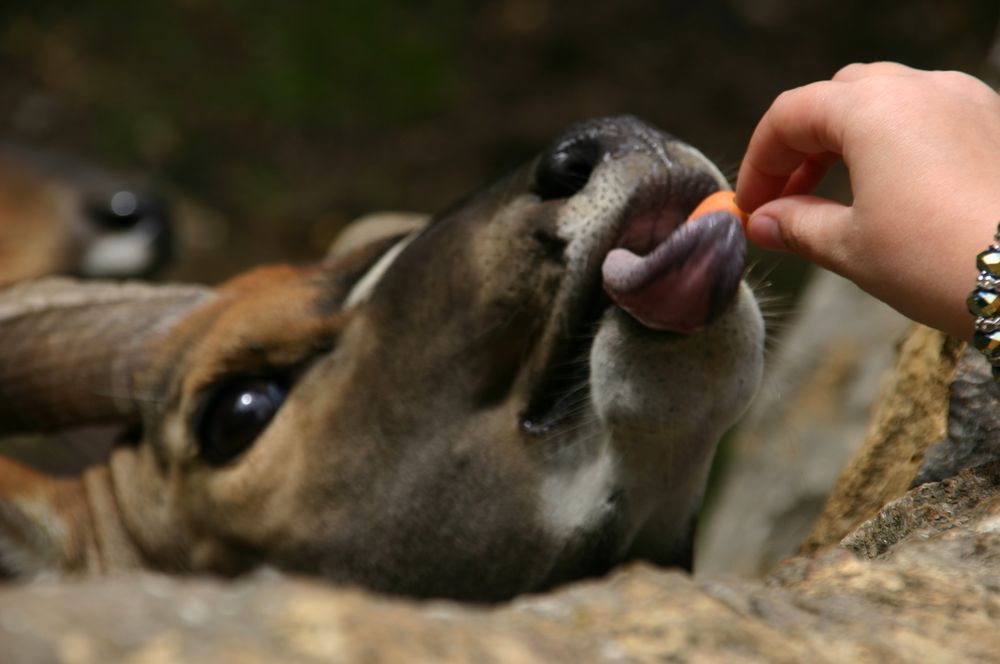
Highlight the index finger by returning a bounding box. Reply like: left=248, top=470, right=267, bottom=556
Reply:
left=736, top=80, right=848, bottom=212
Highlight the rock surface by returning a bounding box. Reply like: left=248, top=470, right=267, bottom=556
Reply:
left=4, top=460, right=1000, bottom=662
left=800, top=325, right=963, bottom=554
left=699, top=271, right=910, bottom=577
left=916, top=346, right=1000, bottom=485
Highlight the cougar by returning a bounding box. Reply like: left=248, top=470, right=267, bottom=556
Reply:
left=0, top=116, right=764, bottom=601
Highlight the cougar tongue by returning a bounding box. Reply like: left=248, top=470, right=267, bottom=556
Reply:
left=602, top=210, right=746, bottom=333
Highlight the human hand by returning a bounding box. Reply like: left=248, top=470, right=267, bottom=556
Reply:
left=736, top=62, right=1000, bottom=340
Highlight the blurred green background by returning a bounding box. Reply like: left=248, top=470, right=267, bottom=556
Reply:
left=1, top=0, right=997, bottom=284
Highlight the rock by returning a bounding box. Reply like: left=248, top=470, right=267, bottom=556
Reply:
left=841, top=460, right=1000, bottom=560
left=915, top=347, right=1000, bottom=485
left=799, top=325, right=963, bottom=554
left=4, top=458, right=1000, bottom=662
left=699, top=270, right=910, bottom=577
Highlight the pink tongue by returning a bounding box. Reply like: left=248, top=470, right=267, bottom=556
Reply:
left=601, top=212, right=745, bottom=334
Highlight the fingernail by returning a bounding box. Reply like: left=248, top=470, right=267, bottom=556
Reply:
left=747, top=215, right=788, bottom=252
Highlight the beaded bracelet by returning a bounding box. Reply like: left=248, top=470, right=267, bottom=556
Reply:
left=969, top=223, right=1000, bottom=380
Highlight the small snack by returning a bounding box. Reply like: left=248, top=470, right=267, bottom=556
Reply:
left=689, top=191, right=749, bottom=227
left=602, top=189, right=747, bottom=334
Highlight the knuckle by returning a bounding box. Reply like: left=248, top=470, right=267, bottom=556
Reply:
left=769, top=83, right=824, bottom=125
left=770, top=88, right=797, bottom=111
left=832, top=62, right=865, bottom=81
left=939, top=70, right=990, bottom=97
left=936, top=69, right=972, bottom=85
left=832, top=61, right=904, bottom=82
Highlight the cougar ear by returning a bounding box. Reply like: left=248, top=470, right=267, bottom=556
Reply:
left=0, top=278, right=214, bottom=578
left=0, top=278, right=213, bottom=435
left=326, top=212, right=429, bottom=261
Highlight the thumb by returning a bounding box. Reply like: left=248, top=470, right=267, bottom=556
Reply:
left=746, top=195, right=853, bottom=272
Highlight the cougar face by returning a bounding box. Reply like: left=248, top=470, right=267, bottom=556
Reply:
left=0, top=116, right=763, bottom=601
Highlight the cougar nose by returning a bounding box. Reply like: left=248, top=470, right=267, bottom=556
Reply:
left=533, top=136, right=603, bottom=200
left=532, top=116, right=679, bottom=202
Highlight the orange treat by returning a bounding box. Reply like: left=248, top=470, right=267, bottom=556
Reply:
left=689, top=191, right=749, bottom=228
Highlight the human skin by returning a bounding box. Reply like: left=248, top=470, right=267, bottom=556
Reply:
left=736, top=62, right=1000, bottom=341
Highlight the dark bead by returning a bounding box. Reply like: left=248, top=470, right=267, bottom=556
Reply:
left=977, top=249, right=1000, bottom=277
left=968, top=289, right=1000, bottom=317
left=974, top=330, right=1000, bottom=359
left=992, top=364, right=1000, bottom=382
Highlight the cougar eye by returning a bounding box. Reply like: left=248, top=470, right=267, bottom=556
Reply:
left=198, top=379, right=287, bottom=465
left=533, top=137, right=602, bottom=200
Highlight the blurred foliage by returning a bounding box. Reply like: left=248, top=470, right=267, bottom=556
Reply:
left=1, top=2, right=466, bottom=214
left=0, top=0, right=997, bottom=282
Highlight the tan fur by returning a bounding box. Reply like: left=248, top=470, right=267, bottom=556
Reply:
left=0, top=456, right=94, bottom=576
left=0, top=159, right=74, bottom=286
left=161, top=265, right=345, bottom=410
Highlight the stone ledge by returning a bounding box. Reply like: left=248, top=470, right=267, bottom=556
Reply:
left=4, top=462, right=1000, bottom=663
